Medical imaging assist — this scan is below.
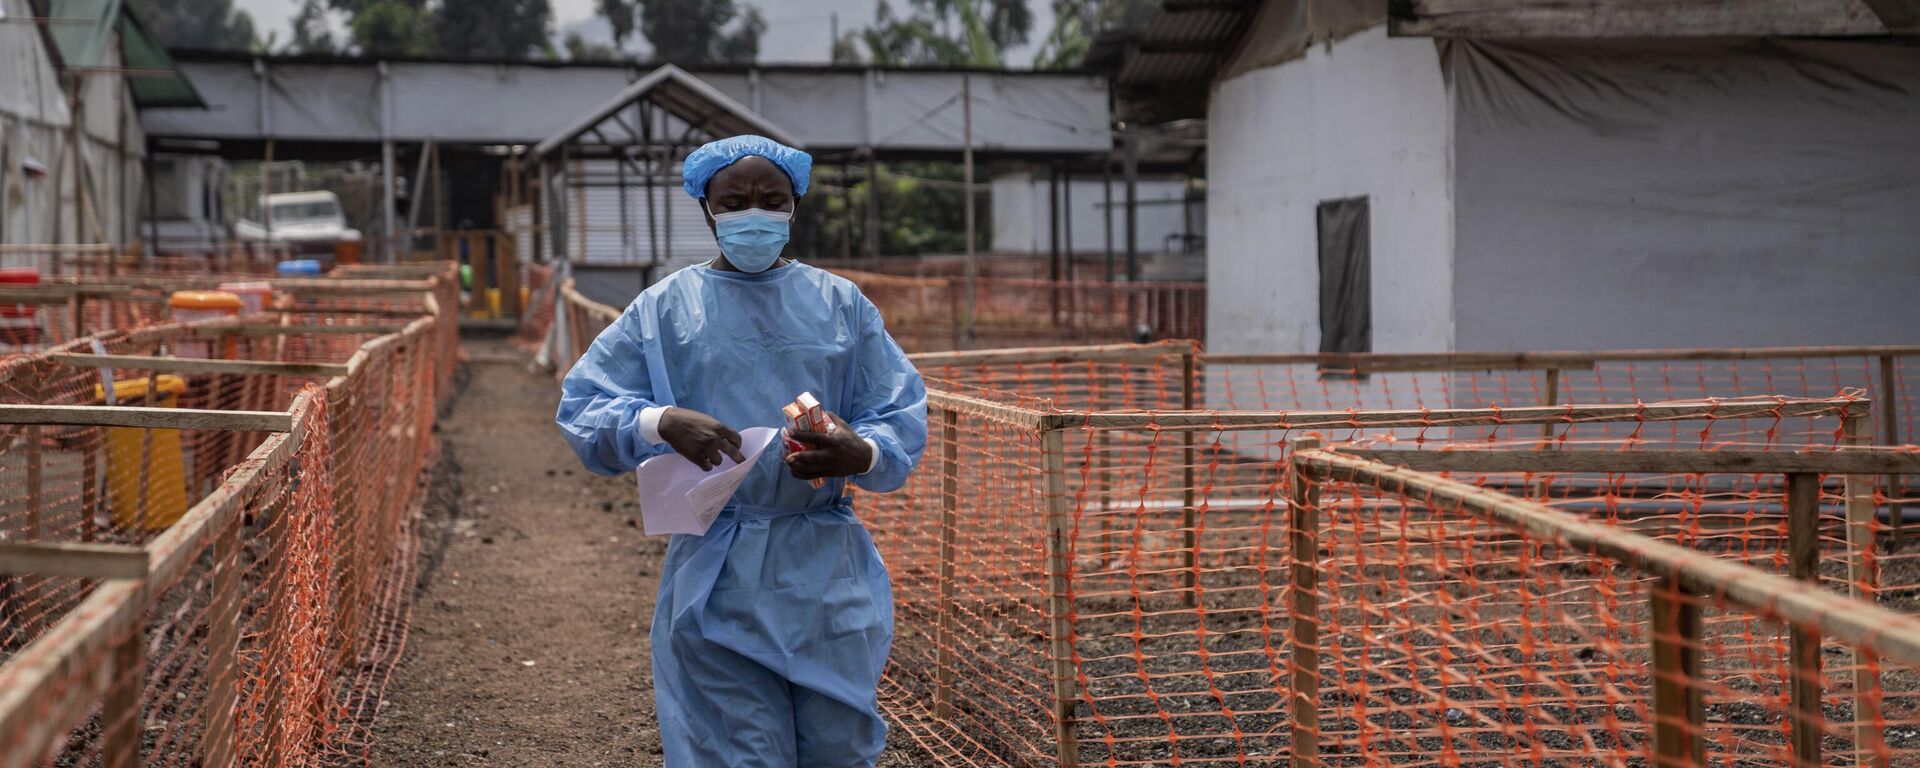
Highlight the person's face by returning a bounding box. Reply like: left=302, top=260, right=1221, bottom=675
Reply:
left=702, top=156, right=795, bottom=234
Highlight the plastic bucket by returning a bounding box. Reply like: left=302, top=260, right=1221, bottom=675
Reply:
left=218, top=281, right=275, bottom=315
left=96, top=375, right=190, bottom=530
left=0, top=268, right=39, bottom=345
left=168, top=290, right=244, bottom=358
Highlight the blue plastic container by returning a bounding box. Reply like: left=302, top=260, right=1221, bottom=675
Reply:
left=276, top=259, right=323, bottom=276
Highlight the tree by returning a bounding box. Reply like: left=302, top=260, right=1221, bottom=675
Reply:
left=348, top=0, right=432, bottom=56
left=839, top=0, right=1032, bottom=67
left=1034, top=0, right=1156, bottom=69
left=436, top=0, right=553, bottom=59
left=564, top=32, right=620, bottom=61
left=595, top=0, right=764, bottom=65
left=291, top=0, right=338, bottom=54
left=125, top=0, right=257, bottom=50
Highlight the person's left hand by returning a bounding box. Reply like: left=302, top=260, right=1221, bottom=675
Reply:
left=786, top=412, right=874, bottom=481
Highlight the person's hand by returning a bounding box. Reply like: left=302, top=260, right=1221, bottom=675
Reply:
left=657, top=407, right=746, bottom=471
left=786, top=412, right=874, bottom=481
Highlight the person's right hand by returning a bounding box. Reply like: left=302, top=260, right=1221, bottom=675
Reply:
left=657, top=407, right=746, bottom=471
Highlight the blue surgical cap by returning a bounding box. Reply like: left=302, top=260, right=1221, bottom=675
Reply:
left=681, top=135, right=812, bottom=200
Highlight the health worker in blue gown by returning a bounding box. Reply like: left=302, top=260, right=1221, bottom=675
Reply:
left=555, top=134, right=927, bottom=767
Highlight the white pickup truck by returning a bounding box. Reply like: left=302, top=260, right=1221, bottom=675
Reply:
left=233, top=191, right=363, bottom=259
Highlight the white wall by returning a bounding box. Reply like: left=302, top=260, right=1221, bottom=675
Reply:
left=990, top=171, right=1190, bottom=256
left=1207, top=26, right=1453, bottom=358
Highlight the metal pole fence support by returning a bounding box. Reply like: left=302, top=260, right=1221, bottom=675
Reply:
left=1286, top=437, right=1321, bottom=768
left=1041, top=427, right=1079, bottom=768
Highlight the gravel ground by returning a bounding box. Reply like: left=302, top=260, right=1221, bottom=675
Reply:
left=369, top=335, right=931, bottom=767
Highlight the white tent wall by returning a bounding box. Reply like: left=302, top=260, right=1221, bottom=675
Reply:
left=0, top=0, right=145, bottom=260
left=1448, top=38, right=1920, bottom=352
left=562, top=158, right=719, bottom=269
left=0, top=0, right=74, bottom=253
left=988, top=170, right=1189, bottom=258
left=1204, top=26, right=1455, bottom=412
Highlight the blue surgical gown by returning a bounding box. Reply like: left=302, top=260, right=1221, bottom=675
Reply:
left=555, top=261, right=927, bottom=767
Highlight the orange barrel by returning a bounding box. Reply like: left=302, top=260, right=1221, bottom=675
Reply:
left=95, top=375, right=190, bottom=530
left=218, top=281, right=275, bottom=315
left=167, top=290, right=244, bottom=358
left=0, top=268, right=39, bottom=345
left=335, top=239, right=362, bottom=264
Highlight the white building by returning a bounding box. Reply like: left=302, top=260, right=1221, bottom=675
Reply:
left=0, top=0, right=193, bottom=261
left=1111, top=0, right=1920, bottom=359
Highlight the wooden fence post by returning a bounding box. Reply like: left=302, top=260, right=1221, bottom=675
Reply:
left=1041, top=427, right=1080, bottom=768
left=498, top=232, right=521, bottom=320
left=934, top=407, right=960, bottom=720
left=1785, top=472, right=1824, bottom=768
left=1287, top=436, right=1321, bottom=768
left=102, top=618, right=145, bottom=768
left=1879, top=355, right=1903, bottom=550
left=23, top=422, right=43, bottom=634
left=200, top=514, right=243, bottom=768
left=1649, top=574, right=1705, bottom=768
left=1844, top=412, right=1890, bottom=767
left=1181, top=349, right=1199, bottom=607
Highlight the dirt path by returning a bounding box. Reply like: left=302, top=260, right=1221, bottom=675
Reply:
left=372, top=336, right=663, bottom=766
left=372, top=335, right=930, bottom=767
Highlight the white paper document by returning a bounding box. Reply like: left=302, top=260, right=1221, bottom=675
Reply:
left=634, top=426, right=779, bottom=537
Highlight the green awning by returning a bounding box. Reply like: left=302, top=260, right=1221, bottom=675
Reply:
left=46, top=0, right=207, bottom=109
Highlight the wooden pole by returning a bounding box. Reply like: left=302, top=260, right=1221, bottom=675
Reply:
left=201, top=516, right=241, bottom=768
left=961, top=75, right=976, bottom=348
left=934, top=407, right=960, bottom=719
left=1649, top=575, right=1705, bottom=768
left=102, top=619, right=144, bottom=768
left=1041, top=427, right=1079, bottom=768
left=1879, top=355, right=1903, bottom=550
left=1049, top=163, right=1061, bottom=324
left=866, top=150, right=880, bottom=264
left=1785, top=472, right=1824, bottom=768
left=22, top=420, right=43, bottom=635
left=1181, top=350, right=1199, bottom=607
left=1844, top=413, right=1890, bottom=767
left=83, top=426, right=100, bottom=542
left=1287, top=436, right=1321, bottom=768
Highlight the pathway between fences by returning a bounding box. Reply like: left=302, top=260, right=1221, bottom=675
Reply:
left=367, top=337, right=937, bottom=767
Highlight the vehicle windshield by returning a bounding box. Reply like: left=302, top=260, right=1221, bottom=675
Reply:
left=270, top=200, right=341, bottom=220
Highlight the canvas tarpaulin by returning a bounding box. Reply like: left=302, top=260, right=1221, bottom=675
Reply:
left=1446, top=37, right=1920, bottom=349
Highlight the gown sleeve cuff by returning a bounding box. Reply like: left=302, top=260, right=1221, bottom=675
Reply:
left=638, top=406, right=669, bottom=445
left=862, top=438, right=881, bottom=475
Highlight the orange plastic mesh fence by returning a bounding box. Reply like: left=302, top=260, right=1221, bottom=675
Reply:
left=553, top=278, right=620, bottom=380
left=861, top=393, right=1887, bottom=767
left=836, top=270, right=1206, bottom=353
left=514, top=262, right=556, bottom=351
left=0, top=265, right=454, bottom=768
left=916, top=344, right=1919, bottom=520
left=1287, top=446, right=1920, bottom=767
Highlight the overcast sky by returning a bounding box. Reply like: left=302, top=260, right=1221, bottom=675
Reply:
left=230, top=0, right=1049, bottom=65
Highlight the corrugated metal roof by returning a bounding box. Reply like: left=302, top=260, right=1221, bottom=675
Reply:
left=1115, top=0, right=1260, bottom=87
